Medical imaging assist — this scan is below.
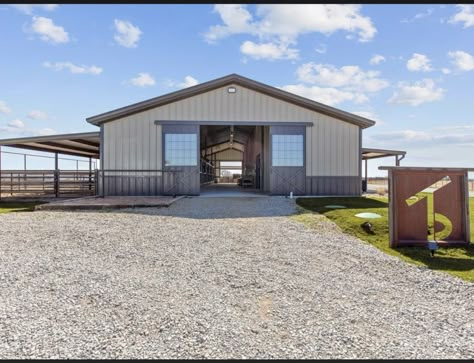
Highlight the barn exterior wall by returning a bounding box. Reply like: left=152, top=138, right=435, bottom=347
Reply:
left=103, top=83, right=361, bottom=195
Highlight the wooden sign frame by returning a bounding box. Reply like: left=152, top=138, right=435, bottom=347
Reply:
left=379, top=167, right=471, bottom=248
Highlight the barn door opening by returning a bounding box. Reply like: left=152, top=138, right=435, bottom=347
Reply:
left=270, top=125, right=306, bottom=195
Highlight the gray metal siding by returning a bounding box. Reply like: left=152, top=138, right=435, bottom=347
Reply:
left=102, top=114, right=163, bottom=196
left=306, top=176, right=361, bottom=196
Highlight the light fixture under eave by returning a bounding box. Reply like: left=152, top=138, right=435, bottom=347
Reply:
left=227, top=86, right=237, bottom=93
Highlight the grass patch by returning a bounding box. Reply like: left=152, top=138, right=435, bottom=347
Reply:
left=295, top=196, right=474, bottom=283
left=0, top=201, right=43, bottom=214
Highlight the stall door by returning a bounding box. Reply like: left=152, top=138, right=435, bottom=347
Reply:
left=270, top=125, right=306, bottom=195
left=162, top=124, right=200, bottom=195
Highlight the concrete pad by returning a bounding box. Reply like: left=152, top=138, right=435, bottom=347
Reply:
left=200, top=183, right=267, bottom=197
left=35, top=196, right=184, bottom=211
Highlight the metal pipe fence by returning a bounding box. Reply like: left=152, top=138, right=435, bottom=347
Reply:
left=0, top=149, right=97, bottom=170
left=0, top=170, right=96, bottom=199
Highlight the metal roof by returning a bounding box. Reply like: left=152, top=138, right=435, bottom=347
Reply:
left=86, top=73, right=376, bottom=129
left=362, top=148, right=406, bottom=160
left=0, top=132, right=100, bottom=158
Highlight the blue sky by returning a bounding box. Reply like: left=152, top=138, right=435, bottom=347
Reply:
left=1, top=4, right=474, bottom=176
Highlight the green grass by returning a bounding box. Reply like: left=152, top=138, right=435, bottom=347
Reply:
left=0, top=201, right=43, bottom=214
left=295, top=196, right=474, bottom=283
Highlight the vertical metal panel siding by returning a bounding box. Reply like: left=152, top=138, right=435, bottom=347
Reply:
left=103, top=114, right=162, bottom=195
left=104, top=84, right=360, bottom=180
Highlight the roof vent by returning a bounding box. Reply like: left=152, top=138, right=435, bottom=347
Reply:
left=227, top=86, right=237, bottom=93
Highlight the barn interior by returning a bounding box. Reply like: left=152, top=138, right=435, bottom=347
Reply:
left=199, top=125, right=269, bottom=195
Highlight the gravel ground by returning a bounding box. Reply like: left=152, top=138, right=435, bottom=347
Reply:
left=0, top=196, right=473, bottom=359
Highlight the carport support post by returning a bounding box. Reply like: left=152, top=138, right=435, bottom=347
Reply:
left=364, top=159, right=368, bottom=192
left=88, top=157, right=92, bottom=191
left=54, top=152, right=59, bottom=198
left=23, top=154, right=26, bottom=190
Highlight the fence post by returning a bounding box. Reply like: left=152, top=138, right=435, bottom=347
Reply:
left=94, top=169, right=98, bottom=196
left=54, top=169, right=59, bottom=198
left=88, top=157, right=92, bottom=191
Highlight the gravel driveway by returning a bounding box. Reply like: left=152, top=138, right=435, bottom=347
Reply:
left=0, top=196, right=473, bottom=359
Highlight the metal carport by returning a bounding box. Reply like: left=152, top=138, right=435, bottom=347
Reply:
left=361, top=147, right=407, bottom=192
left=0, top=132, right=100, bottom=198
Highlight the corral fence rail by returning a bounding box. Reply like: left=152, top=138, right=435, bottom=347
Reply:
left=0, top=170, right=96, bottom=198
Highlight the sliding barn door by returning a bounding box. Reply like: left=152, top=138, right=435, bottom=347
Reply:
left=270, top=125, right=306, bottom=195
left=162, top=124, right=200, bottom=196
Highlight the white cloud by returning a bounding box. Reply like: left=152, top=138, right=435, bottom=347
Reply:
left=36, top=128, right=57, bottom=136
left=30, top=16, right=69, bottom=44
left=441, top=68, right=451, bottom=74
left=434, top=124, right=474, bottom=132
left=8, top=119, right=25, bottom=129
left=369, top=54, right=385, bottom=65
left=205, top=5, right=376, bottom=60
left=351, top=111, right=376, bottom=120
left=370, top=128, right=474, bottom=146
left=43, top=61, right=103, bottom=75
left=296, top=63, right=389, bottom=93
left=449, top=5, right=474, bottom=28
left=281, top=84, right=368, bottom=106
left=0, top=100, right=11, bottom=114
left=205, top=4, right=255, bottom=43
left=401, top=8, right=434, bottom=23
left=165, top=76, right=200, bottom=89
left=0, top=119, right=57, bottom=137
left=315, top=43, right=327, bottom=54
left=373, top=130, right=432, bottom=142
left=406, top=53, right=433, bottom=72
left=129, top=73, right=155, bottom=87
left=11, top=4, right=58, bottom=15
left=114, top=19, right=142, bottom=48
left=448, top=50, right=474, bottom=71
left=350, top=111, right=383, bottom=125
left=27, top=110, right=48, bottom=120
left=179, top=76, right=199, bottom=88
left=240, top=40, right=298, bottom=60
left=388, top=79, right=445, bottom=106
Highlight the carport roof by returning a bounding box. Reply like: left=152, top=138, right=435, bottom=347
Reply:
left=362, top=148, right=406, bottom=160
left=0, top=131, right=100, bottom=158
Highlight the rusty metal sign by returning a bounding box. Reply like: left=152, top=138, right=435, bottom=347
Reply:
left=379, top=167, right=471, bottom=248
